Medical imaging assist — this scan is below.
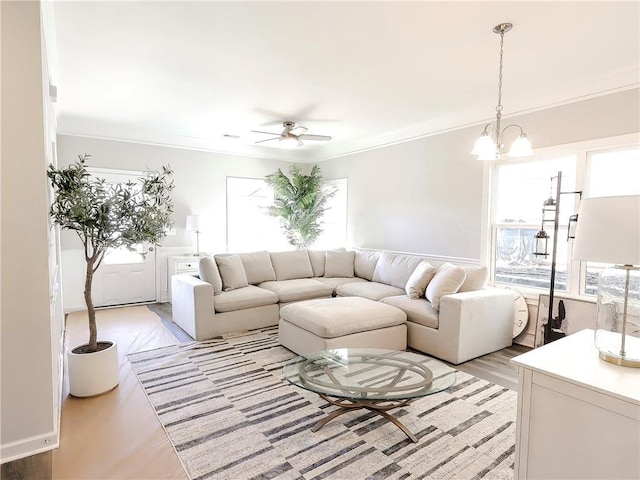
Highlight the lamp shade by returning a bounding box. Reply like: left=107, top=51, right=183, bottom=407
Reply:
left=572, top=195, right=640, bottom=265
left=507, top=134, right=533, bottom=157
left=186, top=214, right=201, bottom=232
left=471, top=133, right=496, bottom=157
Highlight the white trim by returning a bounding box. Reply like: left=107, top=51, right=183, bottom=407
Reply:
left=0, top=431, right=59, bottom=464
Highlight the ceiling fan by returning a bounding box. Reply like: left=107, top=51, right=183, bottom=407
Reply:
left=251, top=121, right=332, bottom=147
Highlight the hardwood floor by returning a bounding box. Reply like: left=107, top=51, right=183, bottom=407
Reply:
left=149, top=302, right=529, bottom=391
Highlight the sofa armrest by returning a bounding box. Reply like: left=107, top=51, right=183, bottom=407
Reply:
left=171, top=274, right=215, bottom=341
left=437, top=288, right=514, bottom=364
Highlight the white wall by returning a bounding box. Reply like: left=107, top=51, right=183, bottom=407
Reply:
left=1, top=0, right=62, bottom=462
left=318, top=88, right=640, bottom=261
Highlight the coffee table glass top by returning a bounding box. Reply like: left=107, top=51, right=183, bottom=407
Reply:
left=283, top=348, right=456, bottom=402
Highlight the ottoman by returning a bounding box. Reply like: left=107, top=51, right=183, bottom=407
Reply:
left=278, top=296, right=407, bottom=355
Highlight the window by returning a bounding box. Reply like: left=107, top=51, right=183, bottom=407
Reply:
left=489, top=137, right=639, bottom=297
left=226, top=176, right=348, bottom=252
left=314, top=179, right=348, bottom=249
left=226, top=177, right=290, bottom=252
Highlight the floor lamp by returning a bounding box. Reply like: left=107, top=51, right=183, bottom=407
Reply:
left=186, top=214, right=201, bottom=257
left=573, top=195, right=640, bottom=367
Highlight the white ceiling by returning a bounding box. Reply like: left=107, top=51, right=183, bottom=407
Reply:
left=49, top=1, right=640, bottom=162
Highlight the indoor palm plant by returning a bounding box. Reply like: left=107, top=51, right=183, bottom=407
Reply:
left=264, top=164, right=336, bottom=249
left=48, top=154, right=174, bottom=396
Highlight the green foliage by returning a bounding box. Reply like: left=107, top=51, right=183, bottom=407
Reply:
left=48, top=154, right=174, bottom=351
left=264, top=164, right=336, bottom=249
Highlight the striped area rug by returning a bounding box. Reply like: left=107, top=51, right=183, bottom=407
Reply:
left=128, top=327, right=517, bottom=480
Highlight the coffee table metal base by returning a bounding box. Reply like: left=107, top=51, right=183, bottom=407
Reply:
left=313, top=394, right=418, bottom=443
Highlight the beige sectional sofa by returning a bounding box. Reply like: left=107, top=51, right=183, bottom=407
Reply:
left=171, top=248, right=514, bottom=364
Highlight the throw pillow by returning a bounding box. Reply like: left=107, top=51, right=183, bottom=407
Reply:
left=198, top=255, right=223, bottom=295
left=324, top=250, right=355, bottom=278
left=239, top=251, right=276, bottom=284
left=459, top=266, right=489, bottom=292
left=354, top=250, right=380, bottom=281
left=405, top=261, right=436, bottom=299
left=269, top=250, right=314, bottom=280
left=425, top=263, right=466, bottom=311
left=215, top=254, right=249, bottom=291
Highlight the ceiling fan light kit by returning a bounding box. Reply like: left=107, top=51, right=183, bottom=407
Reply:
left=251, top=121, right=332, bottom=148
left=472, top=22, right=533, bottom=161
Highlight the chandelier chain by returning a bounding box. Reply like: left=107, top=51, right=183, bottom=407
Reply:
left=496, top=30, right=505, bottom=114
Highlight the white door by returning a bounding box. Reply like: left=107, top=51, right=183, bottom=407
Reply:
left=92, top=244, right=156, bottom=307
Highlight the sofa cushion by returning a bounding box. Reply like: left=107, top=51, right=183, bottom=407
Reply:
left=312, top=276, right=368, bottom=292
left=372, top=251, right=423, bottom=289
left=459, top=266, right=489, bottom=292
left=215, top=254, right=249, bottom=291
left=258, top=278, right=333, bottom=303
left=239, top=251, right=276, bottom=284
left=354, top=250, right=380, bottom=281
left=198, top=255, right=223, bottom=295
left=308, top=250, right=326, bottom=277
left=380, top=295, right=439, bottom=329
left=324, top=250, right=355, bottom=278
left=214, top=285, right=278, bottom=313
left=405, top=261, right=437, bottom=299
left=270, top=250, right=314, bottom=280
left=279, top=297, right=406, bottom=339
left=425, top=263, right=466, bottom=311
left=336, top=281, right=406, bottom=301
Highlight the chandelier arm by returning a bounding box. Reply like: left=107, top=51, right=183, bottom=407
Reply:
left=499, top=123, right=526, bottom=138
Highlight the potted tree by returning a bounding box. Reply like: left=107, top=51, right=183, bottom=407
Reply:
left=264, top=164, right=336, bottom=249
left=48, top=154, right=174, bottom=397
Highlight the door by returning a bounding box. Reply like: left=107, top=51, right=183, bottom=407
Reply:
left=92, top=244, right=156, bottom=307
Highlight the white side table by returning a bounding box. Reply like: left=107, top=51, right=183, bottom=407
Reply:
left=511, top=329, right=640, bottom=479
left=167, top=255, right=199, bottom=302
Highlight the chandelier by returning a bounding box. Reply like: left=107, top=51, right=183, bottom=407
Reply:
left=471, top=23, right=533, bottom=161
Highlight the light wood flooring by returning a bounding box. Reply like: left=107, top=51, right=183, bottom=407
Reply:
left=148, top=302, right=530, bottom=391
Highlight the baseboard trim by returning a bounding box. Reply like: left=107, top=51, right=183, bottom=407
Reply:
left=0, top=431, right=58, bottom=465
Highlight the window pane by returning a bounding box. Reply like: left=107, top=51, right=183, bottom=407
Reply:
left=314, top=179, right=348, bottom=249
left=587, top=148, right=640, bottom=197
left=226, top=177, right=290, bottom=252
left=495, top=156, right=576, bottom=223
left=495, top=226, right=568, bottom=291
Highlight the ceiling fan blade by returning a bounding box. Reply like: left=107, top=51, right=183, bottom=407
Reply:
left=255, top=136, right=280, bottom=144
left=289, top=126, right=308, bottom=136
left=298, top=134, right=332, bottom=141
left=251, top=130, right=281, bottom=136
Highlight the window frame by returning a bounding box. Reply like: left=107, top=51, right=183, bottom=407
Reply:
left=483, top=132, right=640, bottom=300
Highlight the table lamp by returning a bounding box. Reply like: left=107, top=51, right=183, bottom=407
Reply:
left=573, top=195, right=640, bottom=367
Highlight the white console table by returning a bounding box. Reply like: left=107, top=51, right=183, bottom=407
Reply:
left=511, top=329, right=640, bottom=479
left=167, top=255, right=199, bottom=302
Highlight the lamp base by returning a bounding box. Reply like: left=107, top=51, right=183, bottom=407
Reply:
left=599, top=350, right=640, bottom=368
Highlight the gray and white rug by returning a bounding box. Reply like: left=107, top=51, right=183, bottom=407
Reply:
left=128, top=327, right=517, bottom=480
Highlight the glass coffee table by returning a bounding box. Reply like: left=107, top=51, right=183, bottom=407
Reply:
left=283, top=348, right=456, bottom=443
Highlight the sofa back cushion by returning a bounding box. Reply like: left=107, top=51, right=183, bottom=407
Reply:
left=215, top=254, right=249, bottom=291
left=308, top=250, right=326, bottom=277
left=324, top=250, right=355, bottom=278
left=458, top=266, right=489, bottom=292
left=269, top=250, right=314, bottom=280
left=405, top=261, right=437, bottom=299
left=239, top=251, right=276, bottom=284
left=425, top=263, right=466, bottom=310
left=198, top=255, right=223, bottom=295
left=354, top=250, right=380, bottom=281
left=372, top=251, right=423, bottom=289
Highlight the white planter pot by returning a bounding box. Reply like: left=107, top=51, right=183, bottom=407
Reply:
left=67, top=341, right=119, bottom=397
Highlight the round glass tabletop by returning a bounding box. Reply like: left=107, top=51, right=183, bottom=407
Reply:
left=283, top=348, right=456, bottom=402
